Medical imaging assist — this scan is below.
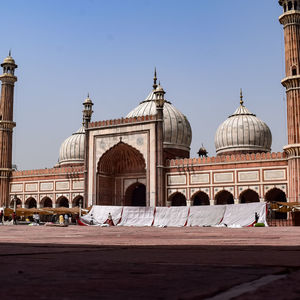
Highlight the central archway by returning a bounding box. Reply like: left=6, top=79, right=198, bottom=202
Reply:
left=97, top=141, right=146, bottom=206
left=124, top=183, right=146, bottom=206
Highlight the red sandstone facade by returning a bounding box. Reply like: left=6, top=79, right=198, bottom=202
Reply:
left=0, top=2, right=296, bottom=210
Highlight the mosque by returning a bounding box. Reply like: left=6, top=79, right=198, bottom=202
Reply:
left=0, top=0, right=298, bottom=212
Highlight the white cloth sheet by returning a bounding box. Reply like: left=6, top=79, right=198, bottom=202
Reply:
left=187, top=205, right=226, bottom=227
left=118, top=206, right=155, bottom=226
left=220, top=202, right=267, bottom=227
left=153, top=207, right=190, bottom=227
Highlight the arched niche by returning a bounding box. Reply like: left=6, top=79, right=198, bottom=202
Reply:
left=169, top=192, right=187, bottom=206
left=40, top=197, right=53, bottom=208
left=124, top=182, right=146, bottom=206
left=192, top=191, right=210, bottom=205
left=56, top=196, right=69, bottom=208
left=239, top=189, right=260, bottom=204
left=97, top=141, right=146, bottom=206
left=215, top=190, right=234, bottom=205
left=25, top=197, right=37, bottom=209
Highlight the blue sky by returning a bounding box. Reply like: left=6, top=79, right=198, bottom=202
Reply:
left=1, top=0, right=286, bottom=170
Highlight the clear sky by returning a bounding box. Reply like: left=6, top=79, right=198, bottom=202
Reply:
left=1, top=0, right=286, bottom=170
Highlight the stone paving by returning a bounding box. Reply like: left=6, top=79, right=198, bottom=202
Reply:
left=0, top=226, right=299, bottom=299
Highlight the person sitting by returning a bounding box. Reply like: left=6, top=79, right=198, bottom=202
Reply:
left=104, top=212, right=114, bottom=226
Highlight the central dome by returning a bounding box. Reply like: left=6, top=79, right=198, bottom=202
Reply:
left=126, top=85, right=192, bottom=158
left=215, top=94, right=272, bottom=155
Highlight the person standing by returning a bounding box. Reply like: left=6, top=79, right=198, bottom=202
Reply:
left=59, top=214, right=64, bottom=225
left=0, top=210, right=3, bottom=224
left=12, top=211, right=17, bottom=225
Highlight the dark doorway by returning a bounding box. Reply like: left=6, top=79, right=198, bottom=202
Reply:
left=41, top=197, right=53, bottom=208
left=170, top=193, right=187, bottom=206
left=192, top=191, right=210, bottom=205
left=239, top=189, right=260, bottom=203
left=57, top=197, right=69, bottom=208
left=265, top=188, right=287, bottom=219
left=125, top=183, right=146, bottom=206
left=215, top=190, right=234, bottom=205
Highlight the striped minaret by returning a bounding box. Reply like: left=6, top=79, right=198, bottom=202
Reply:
left=279, top=0, right=300, bottom=202
left=0, top=52, right=17, bottom=207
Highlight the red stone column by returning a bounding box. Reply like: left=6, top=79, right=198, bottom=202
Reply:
left=0, top=56, right=17, bottom=207
left=279, top=1, right=300, bottom=202
left=154, top=86, right=165, bottom=206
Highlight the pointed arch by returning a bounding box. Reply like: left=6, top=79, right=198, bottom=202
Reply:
left=191, top=191, right=210, bottom=206
left=239, top=189, right=260, bottom=204
left=169, top=192, right=187, bottom=206
left=25, top=197, right=37, bottom=208
left=265, top=188, right=287, bottom=219
left=40, top=197, right=53, bottom=208
left=215, top=190, right=234, bottom=205
left=98, top=141, right=146, bottom=175
left=72, top=195, right=83, bottom=207
left=97, top=141, right=146, bottom=206
left=9, top=197, right=22, bottom=208
left=56, top=196, right=69, bottom=208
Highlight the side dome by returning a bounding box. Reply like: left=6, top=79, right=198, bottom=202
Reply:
left=214, top=95, right=272, bottom=155
left=58, top=127, right=85, bottom=166
left=126, top=88, right=192, bottom=158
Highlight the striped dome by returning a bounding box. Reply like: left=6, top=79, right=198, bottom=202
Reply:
left=58, top=127, right=85, bottom=166
left=126, top=89, right=192, bottom=152
left=215, top=102, right=272, bottom=155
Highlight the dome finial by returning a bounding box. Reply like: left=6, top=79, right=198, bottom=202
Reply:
left=240, top=88, right=244, bottom=106
left=9, top=49, right=11, bottom=57
left=153, top=67, right=158, bottom=90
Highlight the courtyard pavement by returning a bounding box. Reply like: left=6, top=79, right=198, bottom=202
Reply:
left=0, top=226, right=299, bottom=299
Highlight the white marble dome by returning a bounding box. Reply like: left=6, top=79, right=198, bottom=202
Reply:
left=215, top=101, right=272, bottom=155
left=126, top=89, right=192, bottom=153
left=58, top=127, right=85, bottom=166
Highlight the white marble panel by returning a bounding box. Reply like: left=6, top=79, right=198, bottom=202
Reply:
left=56, top=181, right=70, bottom=191
left=11, top=183, right=23, bottom=193
left=238, top=171, right=259, bottom=182
left=190, top=173, right=209, bottom=184
left=264, top=170, right=286, bottom=181
left=72, top=181, right=84, bottom=190
left=214, top=172, right=233, bottom=183
left=168, top=175, right=186, bottom=185
left=25, top=183, right=38, bottom=192
left=40, top=182, right=54, bottom=191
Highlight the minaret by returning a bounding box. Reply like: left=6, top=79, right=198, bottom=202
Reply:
left=154, top=83, right=165, bottom=206
left=82, top=94, right=94, bottom=208
left=0, top=52, right=17, bottom=207
left=279, top=0, right=300, bottom=202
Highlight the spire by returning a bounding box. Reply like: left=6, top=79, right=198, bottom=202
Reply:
left=153, top=67, right=158, bottom=90
left=240, top=88, right=244, bottom=106
left=8, top=49, right=11, bottom=57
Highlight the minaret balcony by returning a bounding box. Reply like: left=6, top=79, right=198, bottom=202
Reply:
left=281, top=75, right=300, bottom=90
left=279, top=10, right=300, bottom=26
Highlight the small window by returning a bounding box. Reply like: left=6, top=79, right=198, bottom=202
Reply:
left=284, top=4, right=287, bottom=12
left=292, top=67, right=297, bottom=75
left=288, top=1, right=293, bottom=10
left=295, top=1, right=298, bottom=10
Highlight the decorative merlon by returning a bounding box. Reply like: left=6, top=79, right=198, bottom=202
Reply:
left=89, top=115, right=156, bottom=129
left=167, top=152, right=287, bottom=167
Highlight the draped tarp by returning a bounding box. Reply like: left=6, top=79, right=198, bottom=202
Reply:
left=81, top=205, right=123, bottom=225
left=187, top=205, right=226, bottom=227
left=220, top=202, right=267, bottom=227
left=118, top=207, right=155, bottom=226
left=153, top=207, right=190, bottom=227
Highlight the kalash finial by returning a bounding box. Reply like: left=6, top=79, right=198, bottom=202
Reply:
left=240, top=88, right=244, bottom=106
left=153, top=67, right=158, bottom=90
left=9, top=49, right=11, bottom=57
